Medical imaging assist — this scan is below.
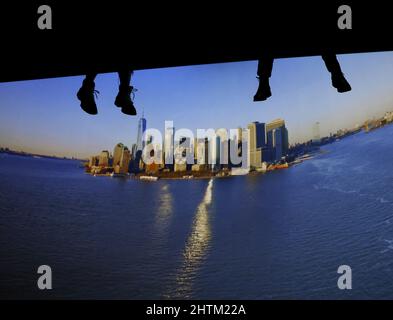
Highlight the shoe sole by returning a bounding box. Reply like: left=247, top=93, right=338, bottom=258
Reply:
left=253, top=93, right=272, bottom=102
left=80, top=103, right=98, bottom=115
left=336, top=86, right=352, bottom=93
left=121, top=108, right=137, bottom=116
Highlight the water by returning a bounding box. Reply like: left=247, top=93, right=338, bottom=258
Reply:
left=2, top=125, right=393, bottom=299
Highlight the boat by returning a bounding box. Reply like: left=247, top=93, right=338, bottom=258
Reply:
left=267, top=162, right=289, bottom=171
left=230, top=168, right=250, bottom=176
left=140, top=176, right=159, bottom=181
left=275, top=163, right=289, bottom=169
left=110, top=172, right=128, bottom=178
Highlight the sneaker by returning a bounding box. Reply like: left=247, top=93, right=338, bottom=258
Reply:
left=77, top=79, right=99, bottom=115
left=253, top=77, right=272, bottom=101
left=115, top=85, right=137, bottom=116
left=332, top=73, right=352, bottom=93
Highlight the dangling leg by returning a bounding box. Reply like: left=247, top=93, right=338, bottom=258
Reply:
left=322, top=54, right=351, bottom=93
left=115, top=69, right=137, bottom=116
left=254, top=56, right=274, bottom=102
left=77, top=73, right=99, bottom=115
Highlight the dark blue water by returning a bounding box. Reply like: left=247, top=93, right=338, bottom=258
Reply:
left=2, top=125, right=393, bottom=299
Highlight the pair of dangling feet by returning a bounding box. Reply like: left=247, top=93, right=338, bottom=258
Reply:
left=77, top=79, right=137, bottom=115
left=253, top=72, right=352, bottom=101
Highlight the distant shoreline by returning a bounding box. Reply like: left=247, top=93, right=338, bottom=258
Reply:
left=0, top=150, right=84, bottom=162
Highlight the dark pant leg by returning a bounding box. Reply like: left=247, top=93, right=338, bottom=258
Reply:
left=322, top=54, right=342, bottom=74
left=257, top=56, right=274, bottom=79
left=84, top=73, right=97, bottom=82
left=118, top=70, right=133, bottom=87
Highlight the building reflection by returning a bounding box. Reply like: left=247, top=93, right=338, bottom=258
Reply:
left=173, top=179, right=214, bottom=298
left=155, top=183, right=173, bottom=234
left=156, top=184, right=173, bottom=220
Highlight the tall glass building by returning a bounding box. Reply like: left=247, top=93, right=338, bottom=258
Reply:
left=136, top=115, right=147, bottom=152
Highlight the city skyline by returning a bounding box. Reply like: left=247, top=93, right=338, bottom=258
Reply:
left=1, top=51, right=393, bottom=158
left=85, top=116, right=291, bottom=178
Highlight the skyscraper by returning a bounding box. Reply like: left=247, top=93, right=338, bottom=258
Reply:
left=174, top=136, right=192, bottom=172
left=113, top=143, right=125, bottom=167
left=178, top=137, right=192, bottom=161
left=164, top=124, right=175, bottom=167
left=266, top=118, right=289, bottom=161
left=114, top=146, right=131, bottom=174
left=212, top=135, right=220, bottom=170
left=112, top=143, right=131, bottom=174
left=196, top=137, right=209, bottom=166
left=98, top=150, right=110, bottom=167
left=216, top=128, right=229, bottom=168
left=193, top=137, right=198, bottom=165
left=136, top=115, right=147, bottom=152
left=273, top=128, right=283, bottom=160
left=228, top=127, right=243, bottom=168
left=266, top=118, right=285, bottom=132
left=132, top=115, right=147, bottom=172
left=131, top=143, right=137, bottom=159
left=88, top=156, right=98, bottom=167
left=247, top=122, right=266, bottom=169
left=119, top=147, right=131, bottom=173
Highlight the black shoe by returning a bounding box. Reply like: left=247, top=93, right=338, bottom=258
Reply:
left=253, top=77, right=272, bottom=101
left=332, top=73, right=352, bottom=93
left=115, top=85, right=137, bottom=116
left=77, top=79, right=99, bottom=115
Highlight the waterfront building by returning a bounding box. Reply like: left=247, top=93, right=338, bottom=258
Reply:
left=164, top=125, right=175, bottom=168
left=216, top=128, right=229, bottom=169
left=191, top=164, right=207, bottom=171
left=229, top=127, right=244, bottom=168
left=273, top=128, right=283, bottom=160
left=266, top=118, right=285, bottom=132
left=210, top=135, right=221, bottom=171
left=112, top=143, right=132, bottom=174
left=196, top=137, right=209, bottom=166
left=145, top=162, right=159, bottom=174
left=113, top=143, right=125, bottom=167
left=174, top=136, right=193, bottom=169
left=174, top=163, right=187, bottom=172
left=98, top=150, right=110, bottom=167
left=247, top=122, right=266, bottom=169
left=140, top=134, right=154, bottom=171
left=193, top=137, right=198, bottom=165
left=266, top=118, right=289, bottom=161
left=146, top=142, right=164, bottom=169
left=118, top=147, right=131, bottom=173
left=88, top=156, right=98, bottom=167
left=265, top=130, right=275, bottom=162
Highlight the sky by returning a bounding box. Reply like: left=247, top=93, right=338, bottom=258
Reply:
left=1, top=51, right=393, bottom=159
